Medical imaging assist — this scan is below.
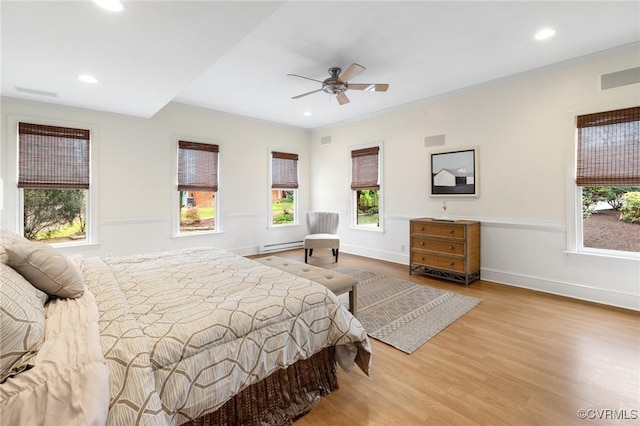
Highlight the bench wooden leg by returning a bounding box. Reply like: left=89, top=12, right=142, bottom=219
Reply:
left=349, top=285, right=357, bottom=315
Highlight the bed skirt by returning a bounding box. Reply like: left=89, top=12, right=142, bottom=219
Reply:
left=182, top=346, right=338, bottom=425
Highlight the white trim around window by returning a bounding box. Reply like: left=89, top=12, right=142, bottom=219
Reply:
left=349, top=141, right=384, bottom=232
left=4, top=115, right=99, bottom=246
left=565, top=103, right=640, bottom=260
left=171, top=136, right=223, bottom=237
left=267, top=148, right=300, bottom=228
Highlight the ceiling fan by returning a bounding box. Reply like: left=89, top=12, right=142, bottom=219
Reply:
left=287, top=63, right=389, bottom=105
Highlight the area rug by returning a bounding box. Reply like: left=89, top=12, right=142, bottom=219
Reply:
left=333, top=266, right=482, bottom=354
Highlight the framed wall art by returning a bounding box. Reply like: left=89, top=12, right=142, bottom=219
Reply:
left=430, top=147, right=479, bottom=197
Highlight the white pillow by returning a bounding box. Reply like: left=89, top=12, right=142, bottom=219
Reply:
left=5, top=241, right=85, bottom=299
left=0, top=263, right=47, bottom=382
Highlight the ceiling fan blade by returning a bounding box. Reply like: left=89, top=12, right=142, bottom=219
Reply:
left=338, top=63, right=366, bottom=83
left=287, top=73, right=324, bottom=84
left=336, top=92, right=350, bottom=105
left=292, top=89, right=323, bottom=99
left=348, top=83, right=389, bottom=92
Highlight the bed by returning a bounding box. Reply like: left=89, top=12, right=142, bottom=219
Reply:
left=0, top=230, right=371, bottom=425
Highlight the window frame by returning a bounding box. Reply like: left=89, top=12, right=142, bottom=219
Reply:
left=173, top=138, right=221, bottom=236
left=568, top=106, right=640, bottom=260
left=350, top=142, right=384, bottom=232
left=268, top=149, right=299, bottom=227
left=5, top=115, right=98, bottom=247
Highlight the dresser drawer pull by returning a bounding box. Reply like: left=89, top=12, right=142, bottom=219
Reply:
left=419, top=227, right=424, bottom=231
left=420, top=241, right=425, bottom=246
left=449, top=245, right=454, bottom=250
left=449, top=229, right=454, bottom=234
left=449, top=261, right=455, bottom=266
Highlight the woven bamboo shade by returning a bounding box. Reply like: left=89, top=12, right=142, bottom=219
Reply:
left=576, top=106, right=639, bottom=186
left=271, top=152, right=299, bottom=189
left=351, top=147, right=380, bottom=190
left=178, top=141, right=219, bottom=192
left=18, top=122, right=90, bottom=189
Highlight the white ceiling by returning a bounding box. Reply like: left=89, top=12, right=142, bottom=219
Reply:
left=2, top=1, right=639, bottom=129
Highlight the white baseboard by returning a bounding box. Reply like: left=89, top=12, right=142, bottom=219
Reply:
left=342, top=244, right=409, bottom=266
left=341, top=244, right=639, bottom=312
left=481, top=268, right=639, bottom=311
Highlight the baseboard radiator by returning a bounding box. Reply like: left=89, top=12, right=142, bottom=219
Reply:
left=258, top=241, right=304, bottom=254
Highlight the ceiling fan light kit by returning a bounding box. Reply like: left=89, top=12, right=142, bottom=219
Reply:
left=288, top=63, right=389, bottom=105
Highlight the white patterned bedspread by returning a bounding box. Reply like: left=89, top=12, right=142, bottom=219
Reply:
left=84, top=247, right=371, bottom=425
left=0, top=289, right=111, bottom=426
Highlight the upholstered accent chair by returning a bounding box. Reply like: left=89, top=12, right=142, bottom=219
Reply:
left=303, top=212, right=340, bottom=263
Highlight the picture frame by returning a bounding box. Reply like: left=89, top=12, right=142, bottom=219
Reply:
left=430, top=147, right=479, bottom=197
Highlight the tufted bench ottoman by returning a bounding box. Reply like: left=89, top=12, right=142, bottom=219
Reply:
left=254, top=256, right=358, bottom=315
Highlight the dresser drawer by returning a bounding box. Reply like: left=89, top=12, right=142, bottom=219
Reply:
left=411, top=237, right=466, bottom=256
left=411, top=222, right=465, bottom=239
left=411, top=252, right=465, bottom=273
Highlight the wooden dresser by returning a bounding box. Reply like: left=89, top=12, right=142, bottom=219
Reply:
left=409, top=217, right=480, bottom=285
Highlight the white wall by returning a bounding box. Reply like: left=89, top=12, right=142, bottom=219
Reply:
left=1, top=44, right=638, bottom=310
left=0, top=101, right=311, bottom=257
left=309, top=44, right=640, bottom=310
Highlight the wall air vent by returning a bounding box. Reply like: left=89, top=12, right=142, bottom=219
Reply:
left=601, top=67, right=640, bottom=90
left=424, top=134, right=445, bottom=147
left=15, top=86, right=58, bottom=97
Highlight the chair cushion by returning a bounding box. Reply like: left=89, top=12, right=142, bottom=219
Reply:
left=303, top=234, right=340, bottom=249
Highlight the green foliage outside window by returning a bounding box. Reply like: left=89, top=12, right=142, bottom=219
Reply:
left=23, top=189, right=86, bottom=240
left=357, top=189, right=379, bottom=226
left=272, top=190, right=295, bottom=225
left=582, top=186, right=640, bottom=218
left=620, top=192, right=640, bottom=223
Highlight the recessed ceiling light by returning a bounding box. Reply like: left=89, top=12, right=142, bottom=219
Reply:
left=78, top=74, right=98, bottom=84
left=92, top=0, right=124, bottom=12
left=535, top=28, right=556, bottom=41
left=303, top=111, right=312, bottom=116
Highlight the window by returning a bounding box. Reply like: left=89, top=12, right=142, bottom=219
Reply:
left=576, top=106, right=639, bottom=253
left=270, top=151, right=298, bottom=226
left=18, top=122, right=91, bottom=243
left=351, top=146, right=381, bottom=228
left=177, top=141, right=218, bottom=233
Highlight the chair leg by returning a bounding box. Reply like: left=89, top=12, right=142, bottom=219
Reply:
left=335, top=249, right=339, bottom=262
left=309, top=249, right=313, bottom=257
left=304, top=249, right=308, bottom=263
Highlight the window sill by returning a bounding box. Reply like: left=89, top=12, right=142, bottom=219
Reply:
left=51, top=241, right=100, bottom=250
left=269, top=222, right=300, bottom=229
left=349, top=225, right=384, bottom=233
left=564, top=249, right=640, bottom=261
left=172, top=230, right=223, bottom=238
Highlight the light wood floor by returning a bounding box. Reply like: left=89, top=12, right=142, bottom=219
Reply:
left=252, top=250, right=640, bottom=426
